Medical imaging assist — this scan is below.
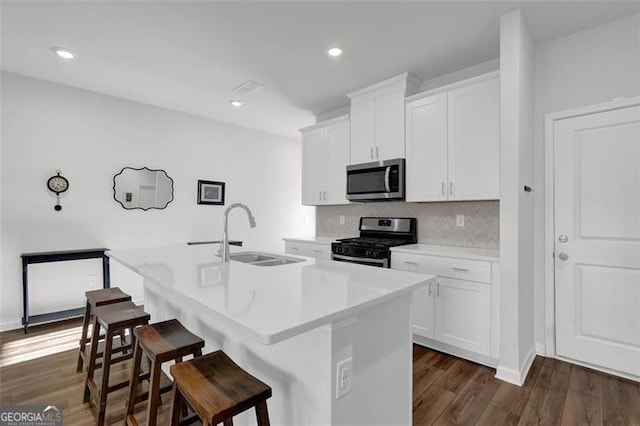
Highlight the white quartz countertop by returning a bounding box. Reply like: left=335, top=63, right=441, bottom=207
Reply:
left=108, top=244, right=433, bottom=345
left=390, top=244, right=500, bottom=261
left=281, top=236, right=344, bottom=245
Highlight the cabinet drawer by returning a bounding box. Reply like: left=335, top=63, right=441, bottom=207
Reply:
left=284, top=242, right=331, bottom=260
left=391, top=252, right=491, bottom=284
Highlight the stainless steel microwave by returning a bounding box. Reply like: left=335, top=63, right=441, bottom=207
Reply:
left=346, top=158, right=405, bottom=201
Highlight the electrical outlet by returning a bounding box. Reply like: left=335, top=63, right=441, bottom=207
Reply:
left=339, top=215, right=345, bottom=225
left=87, top=274, right=98, bottom=288
left=456, top=214, right=465, bottom=228
left=336, top=357, right=353, bottom=399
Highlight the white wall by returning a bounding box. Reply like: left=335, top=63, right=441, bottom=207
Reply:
left=0, top=72, right=314, bottom=331
left=533, top=14, right=640, bottom=352
left=496, top=9, right=535, bottom=385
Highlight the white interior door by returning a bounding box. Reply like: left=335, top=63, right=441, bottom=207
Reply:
left=554, top=104, right=640, bottom=378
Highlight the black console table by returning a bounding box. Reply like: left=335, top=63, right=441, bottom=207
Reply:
left=21, top=248, right=110, bottom=333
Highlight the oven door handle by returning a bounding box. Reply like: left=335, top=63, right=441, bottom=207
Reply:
left=384, top=166, right=391, bottom=193
left=332, top=253, right=388, bottom=267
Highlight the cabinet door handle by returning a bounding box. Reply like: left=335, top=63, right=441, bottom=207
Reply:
left=290, top=247, right=299, bottom=250
left=449, top=181, right=454, bottom=196
left=404, top=261, right=417, bottom=265
left=313, top=249, right=323, bottom=253
left=319, top=191, right=322, bottom=202
left=452, top=267, right=469, bottom=272
left=323, top=191, right=327, bottom=201
left=436, top=282, right=440, bottom=297
left=441, top=182, right=446, bottom=196
left=428, top=282, right=433, bottom=295
left=370, top=147, right=374, bottom=160
left=375, top=146, right=379, bottom=159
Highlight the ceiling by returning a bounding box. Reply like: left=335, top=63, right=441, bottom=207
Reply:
left=2, top=1, right=638, bottom=139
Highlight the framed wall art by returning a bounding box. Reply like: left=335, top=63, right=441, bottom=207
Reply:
left=197, top=180, right=225, bottom=205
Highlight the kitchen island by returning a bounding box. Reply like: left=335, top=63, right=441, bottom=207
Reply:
left=108, top=244, right=435, bottom=425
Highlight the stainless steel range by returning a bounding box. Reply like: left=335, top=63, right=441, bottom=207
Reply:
left=331, top=217, right=417, bottom=268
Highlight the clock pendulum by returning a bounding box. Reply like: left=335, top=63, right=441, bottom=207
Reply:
left=46, top=170, right=69, bottom=211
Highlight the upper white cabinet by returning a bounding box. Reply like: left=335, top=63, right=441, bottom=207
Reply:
left=348, top=73, right=421, bottom=164
left=301, top=115, right=350, bottom=206
left=405, top=74, right=500, bottom=202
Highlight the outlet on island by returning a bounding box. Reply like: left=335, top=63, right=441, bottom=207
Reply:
left=87, top=274, right=99, bottom=288
left=456, top=214, right=465, bottom=228
left=336, top=357, right=353, bottom=399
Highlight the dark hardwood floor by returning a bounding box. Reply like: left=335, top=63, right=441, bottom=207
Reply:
left=1, top=319, right=639, bottom=425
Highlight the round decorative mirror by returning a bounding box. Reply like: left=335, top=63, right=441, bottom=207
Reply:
left=113, top=167, right=174, bottom=210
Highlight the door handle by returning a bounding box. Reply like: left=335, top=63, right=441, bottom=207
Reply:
left=375, top=146, right=379, bottom=159
left=428, top=282, right=433, bottom=295
left=370, top=147, right=374, bottom=160
left=436, top=282, right=440, bottom=297
left=558, top=253, right=569, bottom=261
left=452, top=267, right=469, bottom=272
left=442, top=182, right=446, bottom=196
left=558, top=235, right=569, bottom=243
left=449, top=181, right=454, bottom=196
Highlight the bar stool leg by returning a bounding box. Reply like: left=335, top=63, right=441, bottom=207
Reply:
left=97, top=327, right=114, bottom=426
left=124, top=340, right=144, bottom=425
left=77, top=300, right=92, bottom=372
left=169, top=385, right=184, bottom=426
left=84, top=317, right=101, bottom=403
left=146, top=358, right=162, bottom=426
left=255, top=401, right=270, bottom=426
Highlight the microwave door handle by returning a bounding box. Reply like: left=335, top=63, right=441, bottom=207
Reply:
left=384, top=166, right=391, bottom=193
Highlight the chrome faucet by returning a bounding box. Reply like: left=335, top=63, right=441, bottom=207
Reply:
left=219, top=203, right=256, bottom=262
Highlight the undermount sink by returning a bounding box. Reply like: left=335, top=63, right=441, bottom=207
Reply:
left=229, top=251, right=305, bottom=267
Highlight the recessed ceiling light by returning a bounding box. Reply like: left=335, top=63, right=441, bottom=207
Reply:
left=230, top=100, right=243, bottom=108
left=327, top=46, right=343, bottom=57
left=52, top=47, right=77, bottom=59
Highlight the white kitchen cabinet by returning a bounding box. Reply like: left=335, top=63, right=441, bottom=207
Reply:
left=405, top=93, right=448, bottom=201
left=435, top=277, right=491, bottom=356
left=350, top=98, right=377, bottom=164
left=405, top=73, right=499, bottom=202
left=391, top=247, right=499, bottom=365
left=284, top=240, right=332, bottom=260
left=300, top=116, right=350, bottom=206
left=348, top=72, right=421, bottom=164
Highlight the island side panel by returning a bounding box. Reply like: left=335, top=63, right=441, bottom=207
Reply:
left=143, top=277, right=334, bottom=426
left=331, top=292, right=412, bottom=425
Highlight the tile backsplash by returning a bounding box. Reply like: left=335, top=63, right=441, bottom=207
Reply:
left=316, top=201, right=499, bottom=249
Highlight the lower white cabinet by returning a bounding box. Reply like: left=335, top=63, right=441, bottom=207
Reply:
left=284, top=240, right=332, bottom=260
left=391, top=250, right=498, bottom=365
left=435, top=277, right=491, bottom=356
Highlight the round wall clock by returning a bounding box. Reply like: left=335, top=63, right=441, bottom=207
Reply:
left=47, top=170, right=69, bottom=211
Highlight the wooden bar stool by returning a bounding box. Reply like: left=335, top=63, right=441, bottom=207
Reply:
left=169, top=350, right=272, bottom=426
left=77, top=287, right=132, bottom=372
left=84, top=300, right=150, bottom=425
left=124, top=319, right=205, bottom=426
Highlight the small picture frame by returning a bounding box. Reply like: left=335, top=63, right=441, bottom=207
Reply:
left=197, top=180, right=225, bottom=205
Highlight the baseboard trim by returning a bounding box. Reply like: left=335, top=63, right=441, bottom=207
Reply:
left=495, top=345, right=537, bottom=386
left=0, top=320, right=23, bottom=333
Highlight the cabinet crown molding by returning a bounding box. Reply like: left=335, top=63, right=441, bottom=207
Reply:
left=298, top=114, right=350, bottom=133
left=406, top=71, right=499, bottom=103
left=347, top=71, right=422, bottom=101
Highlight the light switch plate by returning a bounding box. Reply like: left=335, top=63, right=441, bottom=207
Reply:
left=456, top=214, right=465, bottom=227
left=339, top=215, right=345, bottom=225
